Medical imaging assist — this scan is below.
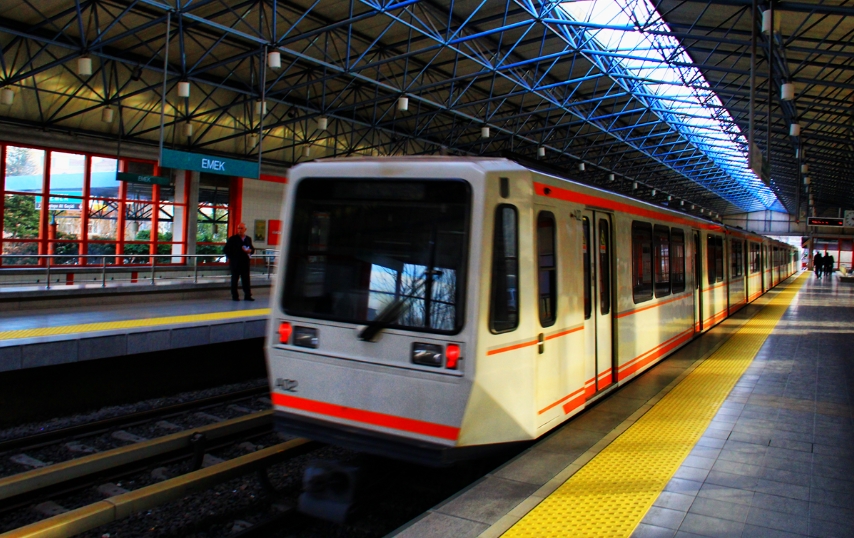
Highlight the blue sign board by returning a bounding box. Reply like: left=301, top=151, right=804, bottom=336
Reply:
left=160, top=148, right=259, bottom=178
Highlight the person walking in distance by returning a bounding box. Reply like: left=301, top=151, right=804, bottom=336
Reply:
left=814, top=251, right=823, bottom=279
left=224, top=222, right=255, bottom=301
left=824, top=250, right=834, bottom=278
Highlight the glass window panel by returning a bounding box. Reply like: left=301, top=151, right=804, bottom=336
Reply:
left=2, top=241, right=39, bottom=265
left=197, top=206, right=229, bottom=244
left=86, top=241, right=117, bottom=264
left=654, top=225, right=670, bottom=297
left=125, top=182, right=153, bottom=201
left=3, top=194, right=41, bottom=239
left=671, top=229, right=686, bottom=293
left=491, top=205, right=519, bottom=333
left=124, top=202, right=152, bottom=241
left=49, top=196, right=83, bottom=239
left=599, top=219, right=611, bottom=314
left=583, top=217, right=591, bottom=319
left=49, top=152, right=85, bottom=196
left=50, top=241, right=79, bottom=264
left=88, top=199, right=119, bottom=240
left=90, top=157, right=120, bottom=199
left=5, top=146, right=45, bottom=193
left=121, top=242, right=150, bottom=265
left=632, top=221, right=653, bottom=302
left=157, top=204, right=175, bottom=242
left=537, top=212, right=557, bottom=327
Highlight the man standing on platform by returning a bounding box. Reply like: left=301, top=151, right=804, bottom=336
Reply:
left=814, top=251, right=823, bottom=279
left=224, top=222, right=255, bottom=301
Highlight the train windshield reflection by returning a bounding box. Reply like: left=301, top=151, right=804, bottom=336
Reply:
left=282, top=178, right=470, bottom=334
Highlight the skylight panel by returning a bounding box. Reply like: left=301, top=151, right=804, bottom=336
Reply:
left=559, top=0, right=780, bottom=210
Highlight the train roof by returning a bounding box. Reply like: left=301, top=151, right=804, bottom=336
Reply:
left=289, top=156, right=794, bottom=248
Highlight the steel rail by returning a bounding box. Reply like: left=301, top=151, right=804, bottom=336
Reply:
left=0, top=436, right=312, bottom=538
left=0, top=410, right=272, bottom=503
left=0, top=386, right=267, bottom=455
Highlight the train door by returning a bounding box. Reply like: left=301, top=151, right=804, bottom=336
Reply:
left=693, top=230, right=702, bottom=332
left=534, top=207, right=562, bottom=420
left=582, top=211, right=614, bottom=396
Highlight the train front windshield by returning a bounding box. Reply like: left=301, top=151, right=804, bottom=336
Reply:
left=282, top=178, right=470, bottom=334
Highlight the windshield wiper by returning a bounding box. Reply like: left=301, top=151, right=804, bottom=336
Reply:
left=358, top=271, right=437, bottom=341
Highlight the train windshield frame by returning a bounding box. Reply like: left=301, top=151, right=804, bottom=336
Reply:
left=281, top=177, right=471, bottom=335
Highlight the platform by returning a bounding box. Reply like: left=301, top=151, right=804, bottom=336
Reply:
left=393, top=273, right=853, bottom=538
left=0, top=292, right=272, bottom=372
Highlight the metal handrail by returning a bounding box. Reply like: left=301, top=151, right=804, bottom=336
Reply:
left=0, top=253, right=279, bottom=290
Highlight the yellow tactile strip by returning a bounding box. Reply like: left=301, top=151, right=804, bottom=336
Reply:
left=503, top=273, right=808, bottom=538
left=0, top=309, right=271, bottom=341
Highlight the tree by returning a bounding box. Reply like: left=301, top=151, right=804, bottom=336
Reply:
left=6, top=146, right=37, bottom=176
left=3, top=195, right=40, bottom=238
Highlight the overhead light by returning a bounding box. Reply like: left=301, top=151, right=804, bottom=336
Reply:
left=255, top=100, right=267, bottom=115
left=397, top=96, right=408, bottom=111
left=578, top=163, right=585, bottom=172
left=680, top=200, right=685, bottom=206
left=1, top=88, right=14, bottom=106
left=250, top=132, right=259, bottom=144
left=691, top=204, right=695, bottom=210
left=481, top=126, right=490, bottom=139
left=789, top=123, right=801, bottom=136
left=667, top=195, right=673, bottom=201
left=632, top=181, right=638, bottom=190
left=317, top=116, right=328, bottom=131
left=761, top=10, right=780, bottom=34
left=804, top=176, right=811, bottom=185
left=302, top=146, right=311, bottom=158
left=77, top=56, right=92, bottom=76
left=101, top=106, right=114, bottom=123
left=801, top=164, right=809, bottom=173
left=183, top=122, right=193, bottom=137
left=537, top=147, right=545, bottom=158
left=178, top=81, right=191, bottom=98
left=267, top=50, right=281, bottom=69
left=608, top=173, right=615, bottom=181
left=781, top=83, right=794, bottom=101
left=651, top=189, right=656, bottom=197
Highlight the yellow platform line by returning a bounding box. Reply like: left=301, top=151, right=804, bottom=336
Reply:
left=503, top=274, right=808, bottom=538
left=0, top=309, right=271, bottom=341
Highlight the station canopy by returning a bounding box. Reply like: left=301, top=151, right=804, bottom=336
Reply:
left=0, top=0, right=852, bottom=217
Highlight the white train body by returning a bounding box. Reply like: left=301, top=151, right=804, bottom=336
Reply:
left=265, top=157, right=796, bottom=464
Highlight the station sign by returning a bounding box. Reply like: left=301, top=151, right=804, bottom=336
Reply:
left=116, top=172, right=171, bottom=186
left=807, top=217, right=843, bottom=227
left=160, top=148, right=259, bottom=178
left=34, top=196, right=82, bottom=210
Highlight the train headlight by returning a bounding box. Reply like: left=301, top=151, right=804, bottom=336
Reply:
left=278, top=321, right=292, bottom=344
left=293, top=326, right=319, bottom=348
left=412, top=343, right=443, bottom=367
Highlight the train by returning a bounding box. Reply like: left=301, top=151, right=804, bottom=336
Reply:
left=265, top=157, right=797, bottom=466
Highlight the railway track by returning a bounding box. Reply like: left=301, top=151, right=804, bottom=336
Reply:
left=0, top=409, right=321, bottom=538
left=0, top=386, right=268, bottom=455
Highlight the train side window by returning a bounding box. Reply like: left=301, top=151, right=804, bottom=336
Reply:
left=598, top=219, right=611, bottom=315
left=654, top=225, right=671, bottom=297
left=671, top=229, right=686, bottom=293
left=632, top=221, right=653, bottom=303
left=537, top=211, right=557, bottom=327
left=731, top=240, right=743, bottom=278
left=490, top=205, right=519, bottom=333
left=749, top=243, right=758, bottom=273
left=715, top=236, right=724, bottom=282
left=707, top=235, right=716, bottom=284
left=583, top=217, right=592, bottom=320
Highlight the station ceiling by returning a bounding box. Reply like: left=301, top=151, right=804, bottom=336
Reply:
left=0, top=0, right=851, bottom=218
